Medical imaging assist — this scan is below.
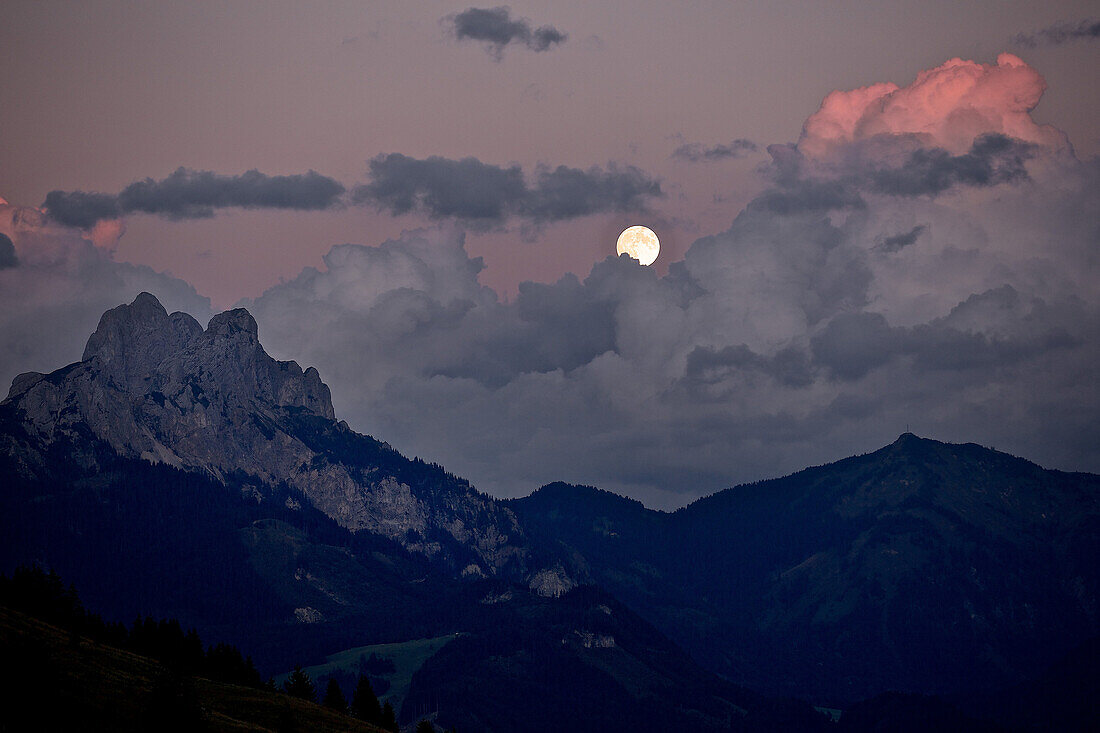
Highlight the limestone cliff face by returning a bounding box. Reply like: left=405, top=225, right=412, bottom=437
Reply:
left=3, top=292, right=529, bottom=575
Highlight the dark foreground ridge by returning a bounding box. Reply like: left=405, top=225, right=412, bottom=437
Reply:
left=0, top=567, right=389, bottom=733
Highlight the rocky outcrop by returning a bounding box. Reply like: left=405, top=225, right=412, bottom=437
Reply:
left=3, top=292, right=531, bottom=576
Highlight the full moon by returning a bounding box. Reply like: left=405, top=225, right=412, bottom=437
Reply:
left=616, top=225, right=660, bottom=266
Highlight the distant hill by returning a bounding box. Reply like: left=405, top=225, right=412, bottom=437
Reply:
left=511, top=434, right=1100, bottom=703
left=402, top=584, right=829, bottom=733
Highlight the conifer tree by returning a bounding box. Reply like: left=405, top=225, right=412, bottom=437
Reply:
left=381, top=701, right=398, bottom=732
left=282, top=665, right=316, bottom=703
left=322, top=678, right=348, bottom=713
left=350, top=674, right=382, bottom=723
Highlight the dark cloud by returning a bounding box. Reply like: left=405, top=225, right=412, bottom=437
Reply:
left=117, top=168, right=345, bottom=218
left=685, top=344, right=814, bottom=387
left=753, top=134, right=1034, bottom=216
left=353, top=154, right=661, bottom=224
left=522, top=164, right=663, bottom=221
left=811, top=294, right=1081, bottom=381
left=431, top=273, right=618, bottom=388
left=44, top=168, right=346, bottom=229
left=907, top=322, right=1078, bottom=372
left=450, top=6, right=567, bottom=59
left=810, top=312, right=901, bottom=380
left=1013, top=18, right=1100, bottom=48
left=751, top=179, right=865, bottom=214
left=41, top=191, right=122, bottom=229
left=868, top=134, right=1034, bottom=196
left=352, top=155, right=526, bottom=222
left=878, top=225, right=926, bottom=253
left=0, top=233, right=18, bottom=269
left=672, top=139, right=757, bottom=163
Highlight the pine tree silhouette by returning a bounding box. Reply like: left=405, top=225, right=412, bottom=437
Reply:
left=282, top=665, right=316, bottom=703
left=381, top=700, right=399, bottom=731
left=322, top=678, right=348, bottom=713
left=350, top=674, right=382, bottom=723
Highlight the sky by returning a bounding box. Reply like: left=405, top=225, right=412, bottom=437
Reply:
left=2, top=1, right=1099, bottom=508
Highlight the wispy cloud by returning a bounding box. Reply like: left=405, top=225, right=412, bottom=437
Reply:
left=672, top=139, right=757, bottom=163
left=1013, top=18, right=1100, bottom=48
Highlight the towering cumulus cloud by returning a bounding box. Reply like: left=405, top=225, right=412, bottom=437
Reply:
left=798, top=54, right=1066, bottom=157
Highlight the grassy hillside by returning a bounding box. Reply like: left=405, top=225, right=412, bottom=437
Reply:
left=0, top=604, right=386, bottom=733
left=274, top=634, right=459, bottom=711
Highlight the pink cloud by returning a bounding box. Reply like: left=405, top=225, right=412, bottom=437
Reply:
left=0, top=197, right=125, bottom=253
left=799, top=54, right=1068, bottom=158
left=89, top=217, right=127, bottom=250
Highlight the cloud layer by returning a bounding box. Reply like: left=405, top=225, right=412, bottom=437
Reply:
left=449, top=6, right=567, bottom=59
left=241, top=55, right=1098, bottom=509
left=44, top=168, right=346, bottom=229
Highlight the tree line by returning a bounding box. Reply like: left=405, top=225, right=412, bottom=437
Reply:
left=2, top=565, right=458, bottom=731
left=0, top=565, right=262, bottom=687
left=281, top=664, right=402, bottom=730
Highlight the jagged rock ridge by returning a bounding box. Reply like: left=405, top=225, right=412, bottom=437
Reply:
left=3, top=292, right=528, bottom=576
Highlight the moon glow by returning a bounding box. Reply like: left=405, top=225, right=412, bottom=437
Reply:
left=616, top=225, right=660, bottom=266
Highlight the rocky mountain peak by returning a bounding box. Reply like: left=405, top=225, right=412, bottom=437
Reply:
left=71, top=292, right=333, bottom=421
left=81, top=292, right=203, bottom=390
left=3, top=293, right=527, bottom=577
left=7, top=292, right=337, bottom=456
left=206, top=307, right=259, bottom=340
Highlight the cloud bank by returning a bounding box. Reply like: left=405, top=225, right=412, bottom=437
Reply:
left=44, top=167, right=346, bottom=229
left=449, top=6, right=567, bottom=59
left=241, top=54, right=1098, bottom=509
